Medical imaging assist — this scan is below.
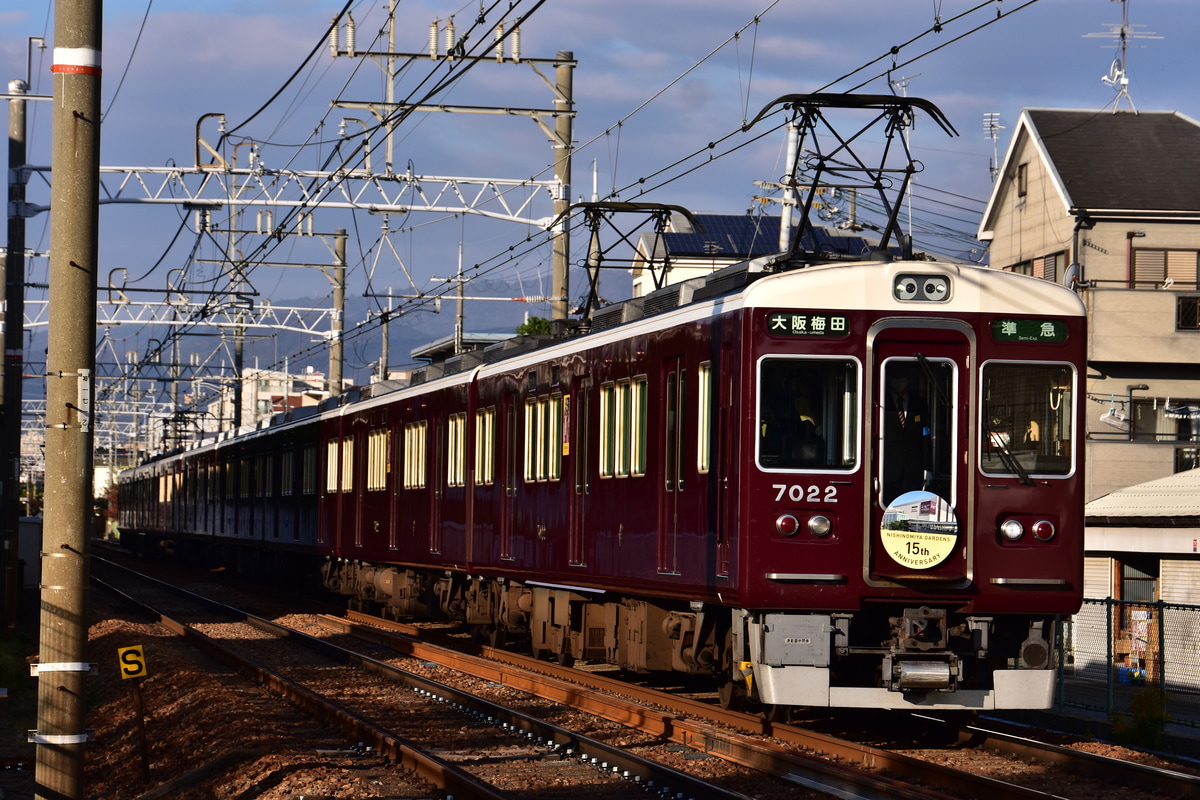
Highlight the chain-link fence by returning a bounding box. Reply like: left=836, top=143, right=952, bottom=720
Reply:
left=1057, top=598, right=1200, bottom=732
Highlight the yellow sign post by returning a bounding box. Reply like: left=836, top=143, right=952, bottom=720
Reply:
left=117, top=645, right=150, bottom=780
left=117, top=645, right=147, bottom=680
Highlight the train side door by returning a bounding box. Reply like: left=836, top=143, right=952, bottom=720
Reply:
left=658, top=356, right=685, bottom=574
left=429, top=412, right=443, bottom=555
left=499, top=394, right=518, bottom=560
left=870, top=324, right=972, bottom=583
left=568, top=376, right=590, bottom=566
left=714, top=342, right=735, bottom=577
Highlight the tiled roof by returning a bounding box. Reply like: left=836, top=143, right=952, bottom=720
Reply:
left=661, top=214, right=782, bottom=257
left=660, top=214, right=883, bottom=259
left=1086, top=467, right=1200, bottom=521
left=1027, top=109, right=1200, bottom=212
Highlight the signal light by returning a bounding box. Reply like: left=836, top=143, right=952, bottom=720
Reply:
left=776, top=514, right=800, bottom=537
left=1032, top=520, right=1056, bottom=541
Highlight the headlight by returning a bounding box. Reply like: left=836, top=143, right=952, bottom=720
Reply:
left=808, top=515, right=832, bottom=537
left=1000, top=519, right=1024, bottom=541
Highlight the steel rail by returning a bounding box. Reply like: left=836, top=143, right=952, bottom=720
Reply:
left=92, top=572, right=507, bottom=800
left=92, top=559, right=751, bottom=800
left=332, top=611, right=1059, bottom=800
left=960, top=721, right=1200, bottom=795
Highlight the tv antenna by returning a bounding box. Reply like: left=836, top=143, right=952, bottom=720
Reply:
left=1083, top=0, right=1161, bottom=113
left=983, top=112, right=1003, bottom=183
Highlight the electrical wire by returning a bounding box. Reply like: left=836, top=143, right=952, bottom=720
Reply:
left=101, top=0, right=155, bottom=123
left=104, top=0, right=1045, bottom=403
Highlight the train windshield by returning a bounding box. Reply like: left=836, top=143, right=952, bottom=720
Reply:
left=757, top=358, right=859, bottom=470
left=981, top=362, right=1075, bottom=477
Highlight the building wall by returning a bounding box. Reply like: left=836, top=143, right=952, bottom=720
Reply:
left=1086, top=443, right=1180, bottom=502
left=1083, top=556, right=1111, bottom=598
left=1086, top=288, right=1200, bottom=363
left=985, top=135, right=1075, bottom=269
left=1162, top=559, right=1200, bottom=604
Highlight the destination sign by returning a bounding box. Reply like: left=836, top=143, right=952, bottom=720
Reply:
left=991, top=318, right=1068, bottom=343
left=767, top=312, right=850, bottom=338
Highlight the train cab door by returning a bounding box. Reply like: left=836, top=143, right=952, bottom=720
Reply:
left=870, top=322, right=972, bottom=584
left=658, top=357, right=685, bottom=574
left=568, top=376, right=591, bottom=566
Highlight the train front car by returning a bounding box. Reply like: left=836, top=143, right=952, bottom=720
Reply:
left=731, top=258, right=1085, bottom=711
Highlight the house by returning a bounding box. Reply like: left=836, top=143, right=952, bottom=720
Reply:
left=978, top=109, right=1200, bottom=502
left=1075, top=468, right=1200, bottom=697
left=1084, top=467, right=1200, bottom=603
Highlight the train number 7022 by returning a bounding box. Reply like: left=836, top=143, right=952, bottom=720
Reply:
left=772, top=484, right=838, bottom=503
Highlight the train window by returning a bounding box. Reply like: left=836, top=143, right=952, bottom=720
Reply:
left=697, top=362, right=712, bottom=474
left=599, top=383, right=615, bottom=477
left=302, top=445, right=317, bottom=495
left=403, top=421, right=428, bottom=489
left=448, top=413, right=467, bottom=487
left=341, top=438, right=355, bottom=493
left=632, top=377, right=648, bottom=476
left=240, top=458, right=251, bottom=498
left=549, top=393, right=564, bottom=480
left=600, top=379, right=648, bottom=478
left=326, top=440, right=340, bottom=493
left=523, top=395, right=563, bottom=483
left=367, top=429, right=391, bottom=491
left=475, top=407, right=495, bottom=485
left=758, top=358, right=859, bottom=471
left=981, top=362, right=1075, bottom=477
left=281, top=449, right=295, bottom=496
left=524, top=398, right=538, bottom=481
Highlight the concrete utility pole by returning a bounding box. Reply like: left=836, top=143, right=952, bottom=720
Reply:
left=2, top=76, right=29, bottom=632
left=330, top=229, right=345, bottom=397
left=550, top=51, right=573, bottom=322
left=35, top=2, right=102, bottom=798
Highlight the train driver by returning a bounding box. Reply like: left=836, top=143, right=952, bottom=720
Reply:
left=882, top=364, right=932, bottom=501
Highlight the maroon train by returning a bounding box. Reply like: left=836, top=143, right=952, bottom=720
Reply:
left=119, top=251, right=1086, bottom=711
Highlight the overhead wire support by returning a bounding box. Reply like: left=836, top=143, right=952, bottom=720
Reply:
left=743, top=93, right=958, bottom=263
left=550, top=202, right=701, bottom=318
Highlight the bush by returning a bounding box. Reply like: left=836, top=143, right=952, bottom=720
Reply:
left=1111, top=684, right=1171, bottom=749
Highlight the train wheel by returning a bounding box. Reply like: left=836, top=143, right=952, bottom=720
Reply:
left=472, top=624, right=506, bottom=648
left=762, top=703, right=791, bottom=724
left=718, top=679, right=747, bottom=711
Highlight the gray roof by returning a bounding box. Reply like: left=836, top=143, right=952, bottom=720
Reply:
left=1026, top=109, right=1200, bottom=213
left=1086, top=467, right=1200, bottom=524
left=656, top=214, right=893, bottom=260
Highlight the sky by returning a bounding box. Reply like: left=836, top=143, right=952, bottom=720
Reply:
left=2, top=0, right=1198, bottom=386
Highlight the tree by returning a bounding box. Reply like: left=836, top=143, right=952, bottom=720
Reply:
left=516, top=316, right=552, bottom=336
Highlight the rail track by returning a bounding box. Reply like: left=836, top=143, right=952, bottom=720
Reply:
left=87, top=551, right=1200, bottom=800
left=91, top=556, right=758, bottom=799
left=320, top=609, right=1200, bottom=800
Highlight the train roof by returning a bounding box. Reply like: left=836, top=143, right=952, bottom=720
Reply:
left=123, top=252, right=1085, bottom=472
